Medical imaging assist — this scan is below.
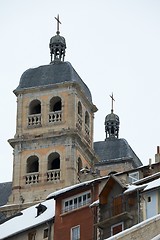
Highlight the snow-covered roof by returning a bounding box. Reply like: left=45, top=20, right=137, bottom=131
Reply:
left=90, top=199, right=99, bottom=207
left=0, top=198, right=55, bottom=239
left=124, top=184, right=147, bottom=194
left=151, top=233, right=160, bottom=240
left=124, top=177, right=160, bottom=194
left=143, top=178, right=160, bottom=192
left=47, top=179, right=96, bottom=199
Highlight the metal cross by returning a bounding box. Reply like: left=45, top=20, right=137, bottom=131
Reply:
left=110, top=93, right=115, bottom=112
left=55, top=14, right=61, bottom=33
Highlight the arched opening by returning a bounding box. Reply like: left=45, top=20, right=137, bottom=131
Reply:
left=29, top=100, right=41, bottom=115
left=49, top=97, right=62, bottom=123
left=48, top=152, right=60, bottom=170
left=26, top=155, right=39, bottom=173
left=50, top=97, right=62, bottom=112
left=47, top=152, right=60, bottom=181
left=85, top=111, right=90, bottom=127
left=78, top=157, right=82, bottom=173
left=78, top=102, right=82, bottom=117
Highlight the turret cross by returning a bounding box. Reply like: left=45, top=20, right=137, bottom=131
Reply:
left=110, top=93, right=115, bottom=113
left=55, top=14, right=61, bottom=34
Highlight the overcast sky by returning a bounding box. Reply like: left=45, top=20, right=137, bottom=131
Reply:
left=1, top=0, right=160, bottom=182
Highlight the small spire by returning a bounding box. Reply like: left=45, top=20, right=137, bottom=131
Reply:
left=49, top=14, right=66, bottom=63
left=104, top=93, right=120, bottom=139
left=110, top=93, right=115, bottom=113
left=55, top=14, right=61, bottom=35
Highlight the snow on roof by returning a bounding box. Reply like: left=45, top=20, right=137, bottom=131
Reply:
left=124, top=177, right=160, bottom=194
left=143, top=178, right=160, bottom=192
left=47, top=179, right=95, bottom=199
left=151, top=233, right=160, bottom=240
left=0, top=198, right=55, bottom=239
left=124, top=184, right=147, bottom=194
left=90, top=199, right=99, bottom=207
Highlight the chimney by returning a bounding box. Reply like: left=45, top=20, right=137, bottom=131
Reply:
left=155, top=146, right=160, bottom=163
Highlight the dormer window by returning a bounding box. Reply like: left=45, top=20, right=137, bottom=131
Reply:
left=36, top=203, right=47, bottom=217
left=128, top=172, right=139, bottom=183
left=49, top=96, right=62, bottom=123
left=28, top=100, right=41, bottom=126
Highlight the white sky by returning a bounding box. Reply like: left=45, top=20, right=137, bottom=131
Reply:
left=1, top=0, right=160, bottom=182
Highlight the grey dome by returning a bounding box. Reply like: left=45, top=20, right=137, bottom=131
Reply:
left=50, top=34, right=66, bottom=47
left=105, top=112, right=119, bottom=122
left=14, top=61, right=92, bottom=103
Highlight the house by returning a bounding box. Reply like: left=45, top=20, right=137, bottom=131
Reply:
left=95, top=175, right=138, bottom=239
left=91, top=161, right=160, bottom=239
left=47, top=179, right=99, bottom=240
left=104, top=175, right=160, bottom=240
left=0, top=198, right=55, bottom=240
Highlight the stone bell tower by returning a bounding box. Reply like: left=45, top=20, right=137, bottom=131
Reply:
left=7, top=16, right=98, bottom=210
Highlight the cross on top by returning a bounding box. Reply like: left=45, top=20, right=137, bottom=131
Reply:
left=55, top=14, right=61, bottom=34
left=110, top=93, right=115, bottom=113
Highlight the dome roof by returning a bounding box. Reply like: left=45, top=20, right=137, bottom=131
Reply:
left=50, top=34, right=66, bottom=47
left=14, top=61, right=92, bottom=103
left=105, top=112, right=119, bottom=122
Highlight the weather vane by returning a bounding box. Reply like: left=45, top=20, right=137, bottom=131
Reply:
left=110, top=93, right=115, bottom=113
left=55, top=14, right=61, bottom=34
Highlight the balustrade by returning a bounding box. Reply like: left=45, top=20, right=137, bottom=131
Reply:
left=76, top=114, right=82, bottom=131
left=47, top=169, right=60, bottom=181
left=49, top=111, right=62, bottom=123
left=25, top=173, right=39, bottom=184
left=28, top=114, right=41, bottom=126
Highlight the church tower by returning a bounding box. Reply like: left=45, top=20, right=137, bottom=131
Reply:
left=8, top=16, right=98, bottom=208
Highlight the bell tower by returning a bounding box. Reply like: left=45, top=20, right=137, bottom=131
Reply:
left=105, top=93, right=120, bottom=139
left=8, top=17, right=98, bottom=209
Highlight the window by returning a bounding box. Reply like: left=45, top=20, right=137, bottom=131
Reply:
left=129, top=172, right=139, bottom=183
left=28, top=231, right=36, bottom=240
left=71, top=226, right=80, bottom=240
left=111, top=222, right=124, bottom=236
left=148, top=196, right=151, bottom=202
left=63, top=191, right=91, bottom=213
left=43, top=228, right=49, bottom=238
